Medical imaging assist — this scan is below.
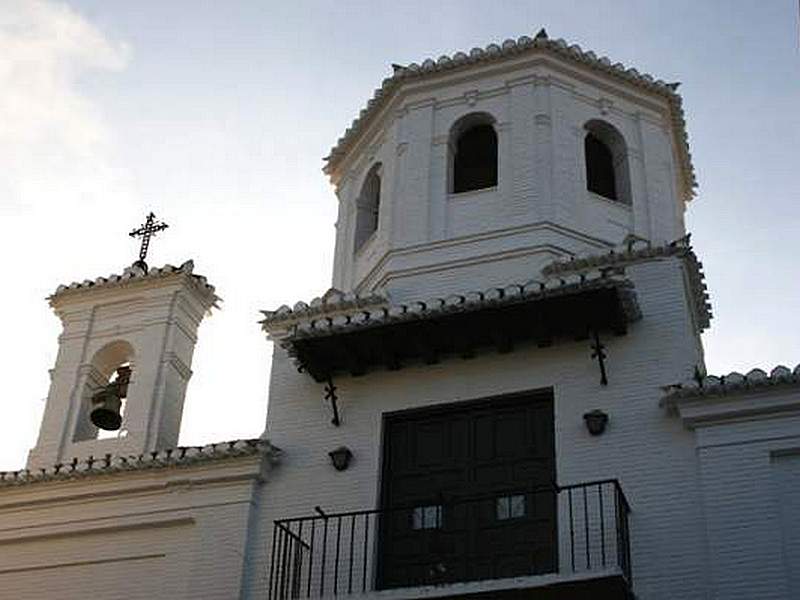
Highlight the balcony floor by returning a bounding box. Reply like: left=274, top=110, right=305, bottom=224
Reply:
left=366, top=569, right=632, bottom=600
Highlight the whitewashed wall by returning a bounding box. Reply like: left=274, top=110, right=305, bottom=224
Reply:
left=247, top=257, right=714, bottom=599
left=0, top=457, right=265, bottom=600
left=689, top=399, right=800, bottom=599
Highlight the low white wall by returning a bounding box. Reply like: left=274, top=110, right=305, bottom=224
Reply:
left=0, top=457, right=264, bottom=600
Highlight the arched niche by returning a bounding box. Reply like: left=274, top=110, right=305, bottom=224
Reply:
left=354, top=162, right=382, bottom=252
left=74, top=340, right=135, bottom=441
left=449, top=112, right=498, bottom=194
left=584, top=119, right=631, bottom=205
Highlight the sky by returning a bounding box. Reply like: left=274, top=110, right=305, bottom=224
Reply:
left=1, top=0, right=798, bottom=471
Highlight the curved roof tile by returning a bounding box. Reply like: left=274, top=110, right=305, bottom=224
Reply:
left=0, top=439, right=280, bottom=489
left=50, top=260, right=218, bottom=304
left=662, top=364, right=800, bottom=401
left=324, top=30, right=696, bottom=201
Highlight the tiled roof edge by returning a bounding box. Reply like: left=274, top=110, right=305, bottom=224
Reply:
left=543, top=235, right=711, bottom=331
left=271, top=274, right=640, bottom=350
left=662, top=365, right=800, bottom=402
left=0, top=439, right=280, bottom=489
left=49, top=260, right=218, bottom=304
left=261, top=288, right=389, bottom=330
left=323, top=30, right=697, bottom=200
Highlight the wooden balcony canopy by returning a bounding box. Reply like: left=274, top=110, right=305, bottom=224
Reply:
left=272, top=275, right=641, bottom=383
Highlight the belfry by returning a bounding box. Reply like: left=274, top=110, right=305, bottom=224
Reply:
left=27, top=214, right=218, bottom=470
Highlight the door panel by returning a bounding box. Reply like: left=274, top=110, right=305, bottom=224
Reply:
left=379, top=390, right=556, bottom=589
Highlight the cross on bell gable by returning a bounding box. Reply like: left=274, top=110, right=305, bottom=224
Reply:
left=129, top=212, right=168, bottom=272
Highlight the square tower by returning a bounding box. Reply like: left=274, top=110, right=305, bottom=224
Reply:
left=27, top=260, right=218, bottom=470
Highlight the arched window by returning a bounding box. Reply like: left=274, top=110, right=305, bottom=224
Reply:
left=451, top=114, right=498, bottom=194
left=75, top=340, right=134, bottom=441
left=584, top=120, right=631, bottom=204
left=354, top=163, right=382, bottom=252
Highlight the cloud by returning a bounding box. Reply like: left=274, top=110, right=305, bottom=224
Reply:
left=0, top=1, right=131, bottom=470
left=0, top=0, right=130, bottom=214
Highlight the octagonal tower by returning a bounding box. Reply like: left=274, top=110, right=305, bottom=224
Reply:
left=325, top=31, right=695, bottom=302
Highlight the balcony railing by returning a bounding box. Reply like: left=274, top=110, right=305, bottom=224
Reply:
left=268, top=479, right=631, bottom=599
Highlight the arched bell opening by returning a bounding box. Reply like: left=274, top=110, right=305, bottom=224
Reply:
left=583, top=119, right=631, bottom=205
left=74, top=340, right=135, bottom=441
left=449, top=113, right=498, bottom=194
left=354, top=162, right=383, bottom=253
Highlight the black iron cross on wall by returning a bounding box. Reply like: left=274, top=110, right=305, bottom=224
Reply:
left=129, top=212, right=168, bottom=271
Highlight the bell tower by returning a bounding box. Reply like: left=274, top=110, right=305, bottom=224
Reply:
left=26, top=217, right=218, bottom=471
left=325, top=30, right=695, bottom=302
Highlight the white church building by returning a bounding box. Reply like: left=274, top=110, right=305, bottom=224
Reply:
left=1, top=30, right=798, bottom=600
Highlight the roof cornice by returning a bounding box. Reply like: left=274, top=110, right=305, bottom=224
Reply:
left=543, top=235, right=711, bottom=331
left=49, top=259, right=219, bottom=309
left=661, top=365, right=800, bottom=428
left=0, top=439, right=281, bottom=489
left=324, top=30, right=696, bottom=201
left=261, top=269, right=640, bottom=344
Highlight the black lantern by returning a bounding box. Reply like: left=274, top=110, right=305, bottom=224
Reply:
left=328, top=446, right=353, bottom=471
left=583, top=409, right=609, bottom=436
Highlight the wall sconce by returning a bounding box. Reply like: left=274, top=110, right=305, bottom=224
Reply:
left=583, top=409, right=609, bottom=436
left=328, top=446, right=353, bottom=471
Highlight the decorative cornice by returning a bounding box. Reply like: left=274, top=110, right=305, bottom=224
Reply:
left=662, top=365, right=800, bottom=402
left=0, top=439, right=281, bottom=489
left=49, top=260, right=218, bottom=307
left=661, top=365, right=800, bottom=428
left=260, top=288, right=389, bottom=330
left=262, top=269, right=641, bottom=350
left=543, top=235, right=711, bottom=331
left=324, top=29, right=696, bottom=201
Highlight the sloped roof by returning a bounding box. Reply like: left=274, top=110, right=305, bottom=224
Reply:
left=324, top=29, right=696, bottom=201
left=49, top=259, right=218, bottom=305
left=263, top=271, right=639, bottom=342
left=260, top=288, right=388, bottom=329
left=0, top=439, right=280, bottom=489
left=544, top=235, right=711, bottom=331
left=265, top=270, right=639, bottom=382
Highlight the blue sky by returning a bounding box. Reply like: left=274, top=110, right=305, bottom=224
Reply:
left=1, top=0, right=798, bottom=470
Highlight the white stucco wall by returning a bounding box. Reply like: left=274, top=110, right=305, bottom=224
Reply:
left=687, top=398, right=800, bottom=600
left=247, top=257, right=714, bottom=599
left=0, top=456, right=266, bottom=600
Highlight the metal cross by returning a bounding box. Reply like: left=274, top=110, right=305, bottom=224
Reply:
left=590, top=330, right=609, bottom=386
left=129, top=212, right=168, bottom=270
left=324, top=377, right=341, bottom=426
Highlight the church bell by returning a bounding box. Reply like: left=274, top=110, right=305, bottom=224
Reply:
left=90, top=365, right=131, bottom=431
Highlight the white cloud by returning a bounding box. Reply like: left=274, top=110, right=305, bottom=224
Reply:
left=0, top=1, right=131, bottom=470
left=0, top=0, right=129, bottom=214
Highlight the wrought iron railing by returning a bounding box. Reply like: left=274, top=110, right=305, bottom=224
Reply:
left=268, top=479, right=631, bottom=599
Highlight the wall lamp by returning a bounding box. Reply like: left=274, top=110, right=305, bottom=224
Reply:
left=328, top=446, right=353, bottom=471
left=583, top=409, right=609, bottom=436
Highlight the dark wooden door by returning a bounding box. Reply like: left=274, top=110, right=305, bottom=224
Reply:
left=378, top=390, right=557, bottom=589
